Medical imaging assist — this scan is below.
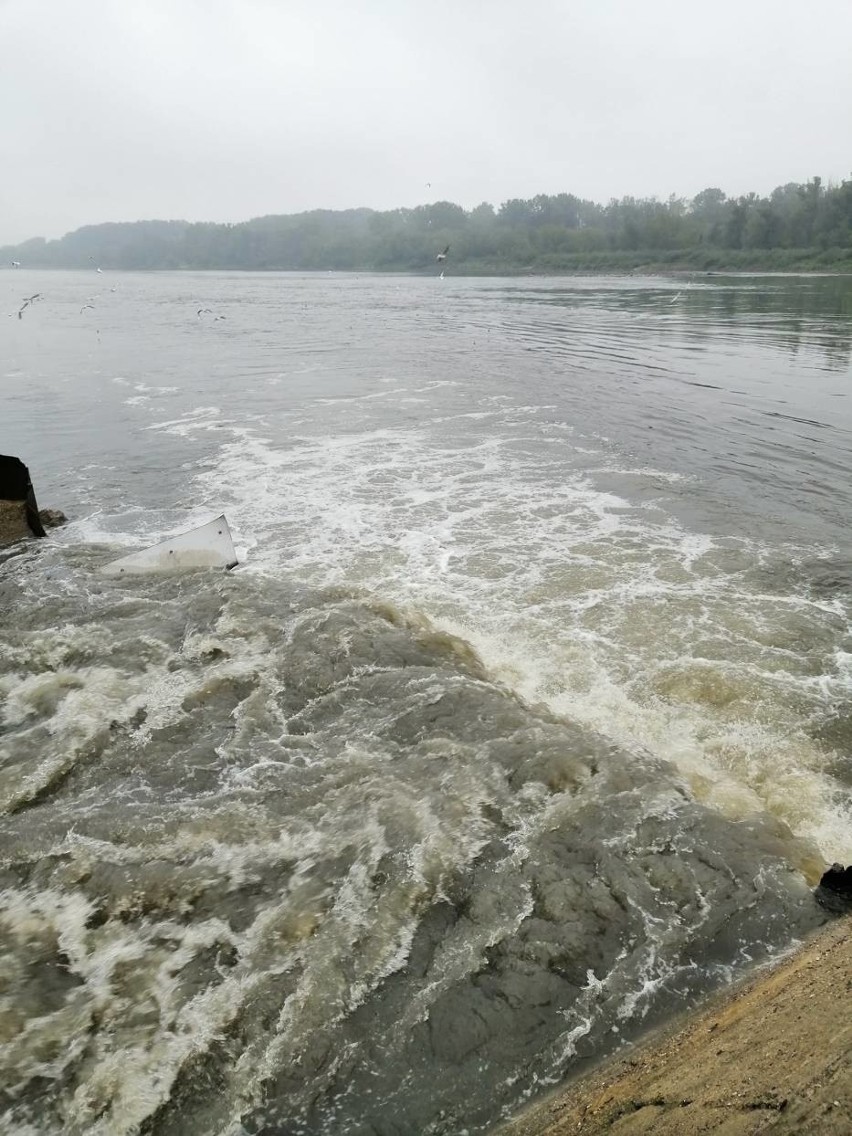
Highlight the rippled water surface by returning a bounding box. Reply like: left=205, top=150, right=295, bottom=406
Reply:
left=1, top=271, right=851, bottom=1135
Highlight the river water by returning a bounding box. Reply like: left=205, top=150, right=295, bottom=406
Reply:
left=1, top=270, right=851, bottom=1135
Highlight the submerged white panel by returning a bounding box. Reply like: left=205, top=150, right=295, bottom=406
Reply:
left=102, top=514, right=238, bottom=576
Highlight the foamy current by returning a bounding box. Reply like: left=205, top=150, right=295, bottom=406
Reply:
left=1, top=270, right=850, bottom=1134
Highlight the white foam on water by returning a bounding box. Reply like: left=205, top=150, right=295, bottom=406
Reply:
left=147, top=406, right=226, bottom=437
left=0, top=666, right=149, bottom=813
left=58, top=504, right=156, bottom=548
left=165, top=411, right=852, bottom=863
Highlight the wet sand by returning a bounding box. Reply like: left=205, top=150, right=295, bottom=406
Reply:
left=496, top=916, right=851, bottom=1135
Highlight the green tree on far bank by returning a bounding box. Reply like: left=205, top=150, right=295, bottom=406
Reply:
left=3, top=176, right=852, bottom=273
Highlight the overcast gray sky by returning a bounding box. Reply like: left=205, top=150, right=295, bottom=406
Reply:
left=2, top=0, right=851, bottom=244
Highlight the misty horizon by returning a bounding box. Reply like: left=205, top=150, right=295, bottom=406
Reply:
left=3, top=173, right=849, bottom=248
left=3, top=0, right=851, bottom=246
left=4, top=176, right=849, bottom=277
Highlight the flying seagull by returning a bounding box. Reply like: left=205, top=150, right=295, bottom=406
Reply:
left=11, top=260, right=20, bottom=268
left=18, top=293, right=42, bottom=319
left=197, top=308, right=213, bottom=316
left=436, top=245, right=450, bottom=262
left=80, top=303, right=95, bottom=314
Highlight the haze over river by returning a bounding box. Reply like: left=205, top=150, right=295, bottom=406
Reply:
left=2, top=270, right=851, bottom=1135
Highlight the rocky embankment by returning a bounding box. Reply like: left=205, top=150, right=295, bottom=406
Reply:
left=496, top=915, right=851, bottom=1135
left=0, top=454, right=65, bottom=545
left=0, top=500, right=66, bottom=544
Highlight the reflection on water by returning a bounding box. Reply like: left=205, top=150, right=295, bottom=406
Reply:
left=462, top=274, right=852, bottom=542
left=512, top=273, right=852, bottom=371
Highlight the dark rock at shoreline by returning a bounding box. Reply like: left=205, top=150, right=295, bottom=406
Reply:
left=0, top=457, right=66, bottom=544
left=1, top=454, right=46, bottom=541
left=0, top=500, right=32, bottom=544
left=0, top=501, right=67, bottom=545
left=814, top=862, right=852, bottom=914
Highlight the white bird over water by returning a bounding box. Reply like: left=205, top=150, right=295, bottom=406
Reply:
left=11, top=260, right=20, bottom=268
left=436, top=245, right=449, bottom=262
left=17, top=293, right=42, bottom=319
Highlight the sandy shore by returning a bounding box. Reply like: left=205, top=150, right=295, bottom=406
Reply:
left=496, top=916, right=851, bottom=1135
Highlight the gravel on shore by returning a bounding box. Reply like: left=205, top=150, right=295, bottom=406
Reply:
left=496, top=916, right=851, bottom=1135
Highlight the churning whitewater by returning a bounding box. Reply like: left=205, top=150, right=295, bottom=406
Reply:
left=1, top=271, right=851, bottom=1135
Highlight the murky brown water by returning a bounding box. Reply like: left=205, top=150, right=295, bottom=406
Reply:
left=1, top=271, right=851, bottom=1134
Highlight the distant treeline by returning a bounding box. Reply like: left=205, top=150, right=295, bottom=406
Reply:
left=4, top=177, right=852, bottom=273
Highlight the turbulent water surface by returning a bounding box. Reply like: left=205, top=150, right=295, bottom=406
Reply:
left=1, top=270, right=851, bottom=1135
